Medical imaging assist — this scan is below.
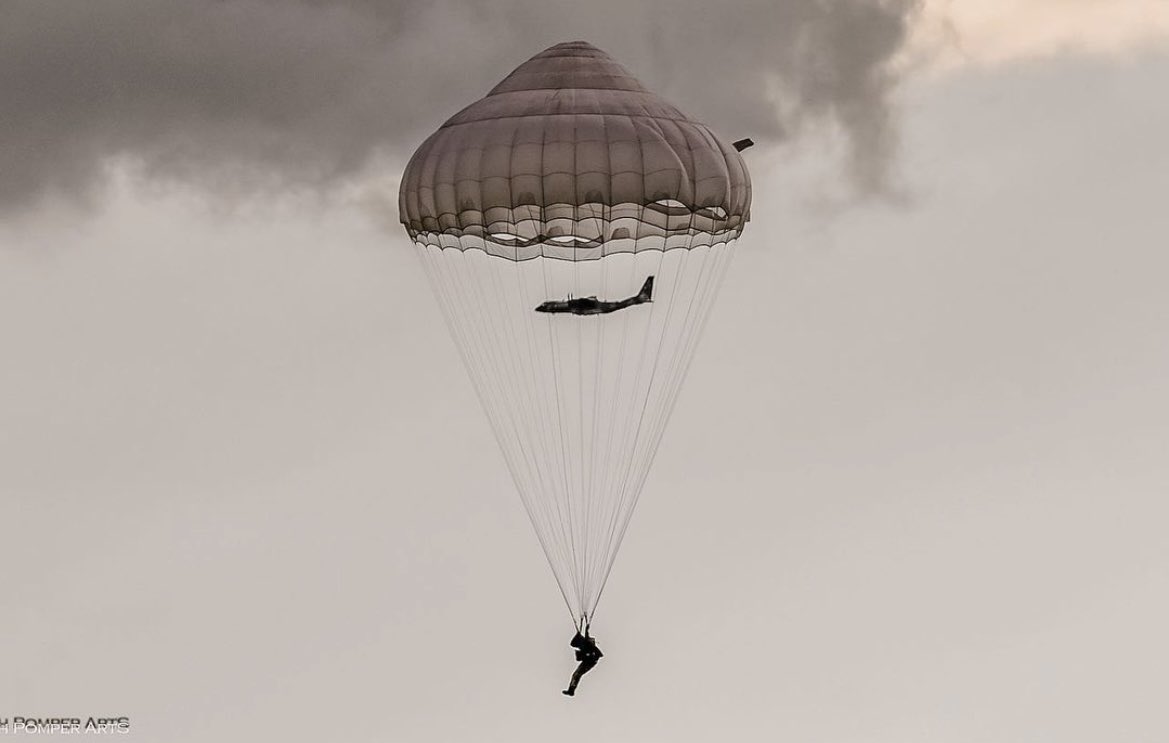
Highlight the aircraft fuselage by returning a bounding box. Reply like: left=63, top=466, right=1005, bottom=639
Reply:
left=535, top=276, right=654, bottom=316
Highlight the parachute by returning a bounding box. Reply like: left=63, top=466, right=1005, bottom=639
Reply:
left=399, top=41, right=751, bottom=631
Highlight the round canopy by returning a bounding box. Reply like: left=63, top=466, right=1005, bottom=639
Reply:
left=399, top=41, right=751, bottom=260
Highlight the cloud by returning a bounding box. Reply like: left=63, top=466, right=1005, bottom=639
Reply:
left=912, top=0, right=1169, bottom=72
left=0, top=0, right=921, bottom=212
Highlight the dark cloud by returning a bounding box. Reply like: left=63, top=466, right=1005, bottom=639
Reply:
left=0, top=0, right=919, bottom=211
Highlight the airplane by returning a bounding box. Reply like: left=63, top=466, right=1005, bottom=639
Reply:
left=535, top=276, right=654, bottom=315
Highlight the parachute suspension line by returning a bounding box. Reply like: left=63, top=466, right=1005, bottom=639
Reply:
left=582, top=226, right=664, bottom=613
left=597, top=236, right=738, bottom=611
left=634, top=243, right=712, bottom=475
left=510, top=243, right=578, bottom=621
left=574, top=246, right=586, bottom=616
left=424, top=244, right=581, bottom=619
left=588, top=224, right=626, bottom=615
left=499, top=248, right=578, bottom=613
left=532, top=252, right=567, bottom=614
left=506, top=251, right=570, bottom=606
left=584, top=231, right=662, bottom=617
left=590, top=240, right=691, bottom=611
left=580, top=221, right=620, bottom=617
left=575, top=253, right=602, bottom=619
left=596, top=242, right=734, bottom=604
left=512, top=245, right=579, bottom=616
left=579, top=222, right=599, bottom=617
left=458, top=253, right=553, bottom=545
left=584, top=233, right=649, bottom=616
left=630, top=244, right=736, bottom=510
left=416, top=248, right=552, bottom=598
left=465, top=254, right=547, bottom=519
left=419, top=250, right=519, bottom=487
left=540, top=243, right=586, bottom=621
left=645, top=244, right=737, bottom=480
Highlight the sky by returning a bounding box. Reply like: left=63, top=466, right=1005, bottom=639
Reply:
left=1, top=1, right=1167, bottom=741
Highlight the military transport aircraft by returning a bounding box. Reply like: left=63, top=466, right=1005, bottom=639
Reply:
left=535, top=276, right=654, bottom=315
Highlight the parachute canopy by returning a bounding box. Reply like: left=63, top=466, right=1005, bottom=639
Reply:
left=400, top=40, right=751, bottom=260
left=400, top=41, right=751, bottom=630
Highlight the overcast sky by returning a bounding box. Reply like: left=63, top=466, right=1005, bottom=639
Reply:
left=1, top=2, right=1167, bottom=741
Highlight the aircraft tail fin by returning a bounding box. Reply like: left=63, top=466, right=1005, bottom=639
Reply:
left=638, top=276, right=654, bottom=302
